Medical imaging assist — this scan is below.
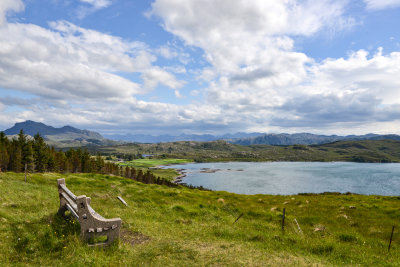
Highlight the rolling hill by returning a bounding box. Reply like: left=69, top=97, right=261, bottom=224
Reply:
left=229, top=133, right=400, bottom=145
left=3, top=120, right=118, bottom=148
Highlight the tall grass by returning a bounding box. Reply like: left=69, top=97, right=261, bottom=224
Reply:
left=0, top=172, right=399, bottom=266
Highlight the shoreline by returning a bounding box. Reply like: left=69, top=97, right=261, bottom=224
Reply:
left=172, top=168, right=187, bottom=184
left=155, top=163, right=190, bottom=184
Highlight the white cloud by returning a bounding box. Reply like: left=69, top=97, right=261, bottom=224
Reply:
left=364, top=0, right=400, bottom=10
left=141, top=67, right=185, bottom=91
left=310, top=49, right=400, bottom=105
left=79, top=0, right=112, bottom=9
left=190, top=90, right=199, bottom=96
left=0, top=0, right=24, bottom=26
left=0, top=19, right=184, bottom=101
left=149, top=0, right=353, bottom=63
left=76, top=0, right=113, bottom=19
left=149, top=0, right=352, bottom=102
left=0, top=23, right=139, bottom=100
left=2, top=0, right=400, bottom=136
left=143, top=0, right=400, bottom=134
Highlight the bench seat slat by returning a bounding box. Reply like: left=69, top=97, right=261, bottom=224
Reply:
left=61, top=192, right=78, bottom=211
left=66, top=203, right=79, bottom=220
left=59, top=184, right=77, bottom=200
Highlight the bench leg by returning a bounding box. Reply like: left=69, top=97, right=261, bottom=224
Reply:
left=58, top=205, right=67, bottom=217
left=77, top=196, right=122, bottom=246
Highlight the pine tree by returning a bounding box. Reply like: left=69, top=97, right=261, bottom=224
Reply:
left=33, top=133, right=48, bottom=172
left=95, top=154, right=104, bottom=173
left=130, top=167, right=136, bottom=179
left=16, top=129, right=33, bottom=172
left=0, top=142, right=9, bottom=172
left=137, top=169, right=144, bottom=182
left=125, top=167, right=131, bottom=178
left=24, top=142, right=34, bottom=171
left=9, top=140, right=22, bottom=172
left=54, top=151, right=67, bottom=172
left=47, top=153, right=56, bottom=172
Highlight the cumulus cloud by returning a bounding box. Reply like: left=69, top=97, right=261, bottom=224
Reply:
left=364, top=0, right=400, bottom=10
left=144, top=0, right=400, bottom=134
left=0, top=19, right=184, bottom=101
left=149, top=0, right=352, bottom=109
left=141, top=67, right=185, bottom=91
left=0, top=4, right=189, bottom=133
left=0, top=23, right=139, bottom=100
left=149, top=0, right=353, bottom=74
left=273, top=93, right=400, bottom=126
left=0, top=0, right=24, bottom=26
left=310, top=49, right=400, bottom=105
left=2, top=0, right=400, bottom=136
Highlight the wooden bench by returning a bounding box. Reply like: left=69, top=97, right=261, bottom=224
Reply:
left=57, top=178, right=122, bottom=246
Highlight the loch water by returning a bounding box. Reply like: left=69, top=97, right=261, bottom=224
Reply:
left=165, top=162, right=400, bottom=195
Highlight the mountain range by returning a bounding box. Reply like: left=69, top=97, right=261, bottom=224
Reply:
left=4, top=120, right=117, bottom=148
left=3, top=120, right=400, bottom=147
left=103, top=132, right=263, bottom=143
left=229, top=133, right=400, bottom=146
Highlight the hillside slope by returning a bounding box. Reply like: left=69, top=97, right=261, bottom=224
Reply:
left=230, top=133, right=400, bottom=146
left=92, top=139, right=400, bottom=163
left=4, top=120, right=118, bottom=147
left=1, top=173, right=399, bottom=266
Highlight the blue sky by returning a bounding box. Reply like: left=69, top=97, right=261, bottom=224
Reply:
left=1, top=0, right=400, bottom=135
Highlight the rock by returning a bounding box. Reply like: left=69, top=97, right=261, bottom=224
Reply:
left=314, top=225, right=326, bottom=232
left=217, top=198, right=225, bottom=204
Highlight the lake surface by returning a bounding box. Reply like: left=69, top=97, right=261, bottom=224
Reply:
left=165, top=162, right=400, bottom=195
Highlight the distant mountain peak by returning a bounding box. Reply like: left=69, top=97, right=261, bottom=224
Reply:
left=3, top=120, right=104, bottom=142
left=230, top=133, right=400, bottom=146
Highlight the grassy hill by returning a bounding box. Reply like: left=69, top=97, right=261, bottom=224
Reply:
left=91, top=139, right=400, bottom=163
left=1, top=172, right=399, bottom=266
left=4, top=120, right=119, bottom=148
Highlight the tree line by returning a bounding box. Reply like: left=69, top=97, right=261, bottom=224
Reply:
left=0, top=130, right=208, bottom=190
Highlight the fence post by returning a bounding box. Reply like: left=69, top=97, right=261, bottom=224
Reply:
left=24, top=163, right=27, bottom=182
left=389, top=226, right=395, bottom=252
left=282, top=208, right=286, bottom=232
left=233, top=213, right=244, bottom=224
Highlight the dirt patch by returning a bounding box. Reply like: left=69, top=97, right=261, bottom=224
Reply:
left=120, top=228, right=150, bottom=246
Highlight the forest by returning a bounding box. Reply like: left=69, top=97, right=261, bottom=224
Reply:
left=0, top=130, right=180, bottom=188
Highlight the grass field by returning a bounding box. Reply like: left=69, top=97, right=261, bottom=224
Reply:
left=118, top=158, right=192, bottom=168
left=117, top=158, right=192, bottom=181
left=1, top=172, right=399, bottom=266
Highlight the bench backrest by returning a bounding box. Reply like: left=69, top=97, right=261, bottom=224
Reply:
left=57, top=178, right=122, bottom=246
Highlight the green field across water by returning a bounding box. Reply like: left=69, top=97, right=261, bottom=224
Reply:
left=117, top=158, right=192, bottom=181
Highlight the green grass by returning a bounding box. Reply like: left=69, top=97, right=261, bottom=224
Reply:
left=119, top=158, right=192, bottom=168
left=118, top=158, right=192, bottom=181
left=1, top=172, right=399, bottom=266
